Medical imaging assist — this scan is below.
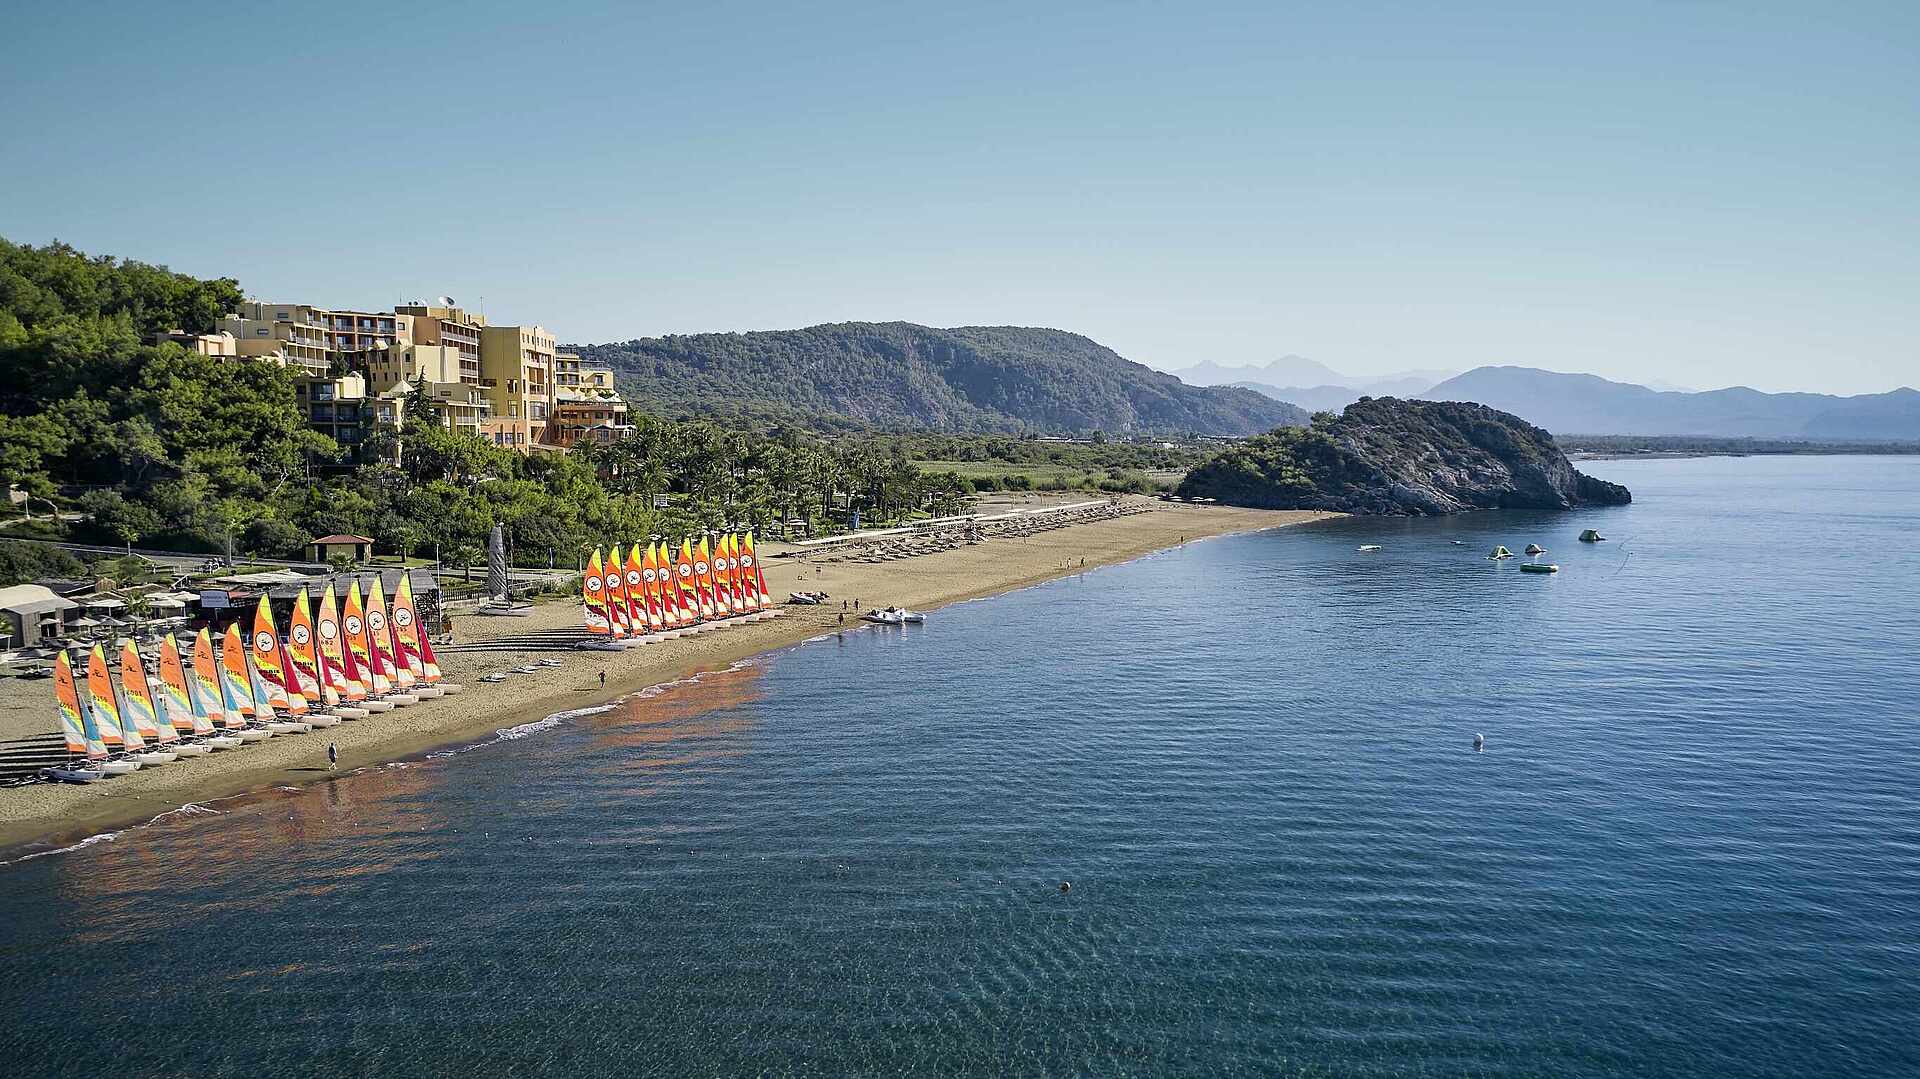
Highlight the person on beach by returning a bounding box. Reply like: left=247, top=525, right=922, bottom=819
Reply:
left=599, top=670, right=607, bottom=688
left=327, top=742, right=337, bottom=771
left=837, top=612, right=845, bottom=624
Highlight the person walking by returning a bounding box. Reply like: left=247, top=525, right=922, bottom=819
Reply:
left=327, top=742, right=337, bottom=771
left=598, top=670, right=607, bottom=689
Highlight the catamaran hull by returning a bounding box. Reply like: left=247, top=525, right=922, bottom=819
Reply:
left=133, top=751, right=177, bottom=765
left=334, top=706, right=369, bottom=718
left=361, top=700, right=395, bottom=713
left=206, top=736, right=243, bottom=750
left=267, top=722, right=308, bottom=734
left=171, top=743, right=213, bottom=757
left=386, top=694, right=419, bottom=706
left=306, top=714, right=342, bottom=727
left=413, top=686, right=445, bottom=698
left=237, top=729, right=272, bottom=743
left=437, top=683, right=464, bottom=694
left=101, top=759, right=140, bottom=775
left=43, top=767, right=103, bottom=784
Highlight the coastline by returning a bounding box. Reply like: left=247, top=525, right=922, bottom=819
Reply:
left=0, top=504, right=1336, bottom=857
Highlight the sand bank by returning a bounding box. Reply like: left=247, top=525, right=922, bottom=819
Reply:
left=0, top=504, right=1334, bottom=855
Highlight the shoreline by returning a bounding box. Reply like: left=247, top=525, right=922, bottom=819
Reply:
left=0, top=505, right=1337, bottom=858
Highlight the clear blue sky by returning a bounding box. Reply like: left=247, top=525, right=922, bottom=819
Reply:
left=3, top=1, right=1914, bottom=394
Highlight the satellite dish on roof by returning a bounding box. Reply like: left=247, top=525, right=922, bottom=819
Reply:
left=438, top=296, right=455, bottom=306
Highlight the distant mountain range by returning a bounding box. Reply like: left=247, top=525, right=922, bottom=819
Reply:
left=1171, top=356, right=1456, bottom=412
left=1421, top=366, right=1920, bottom=440
left=574, top=323, right=1309, bottom=435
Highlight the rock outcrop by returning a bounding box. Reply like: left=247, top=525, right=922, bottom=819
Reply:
left=1175, top=397, right=1631, bottom=515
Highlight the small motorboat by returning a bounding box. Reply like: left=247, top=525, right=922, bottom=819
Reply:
left=1579, top=529, right=1605, bottom=543
left=1520, top=562, right=1560, bottom=573
left=862, top=608, right=905, bottom=625
left=1489, top=546, right=1514, bottom=559
left=42, top=766, right=104, bottom=784
left=900, top=610, right=926, bottom=624
left=1357, top=545, right=1383, bottom=552
left=788, top=591, right=828, bottom=605
left=1524, top=543, right=1546, bottom=555
left=1449, top=540, right=1466, bottom=546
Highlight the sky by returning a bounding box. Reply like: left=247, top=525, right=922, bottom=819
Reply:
left=3, top=1, right=1915, bottom=395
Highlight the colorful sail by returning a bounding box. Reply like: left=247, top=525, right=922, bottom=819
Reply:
left=392, top=574, right=428, bottom=681
left=730, top=534, right=757, bottom=612
left=694, top=537, right=721, bottom=617
left=251, top=595, right=291, bottom=711
left=86, top=644, right=133, bottom=749
left=340, top=581, right=374, bottom=699
left=711, top=534, right=734, bottom=614
left=156, top=636, right=202, bottom=735
left=54, top=651, right=101, bottom=757
left=639, top=543, right=665, bottom=630
left=674, top=540, right=701, bottom=621
left=721, top=534, right=747, bottom=612
left=744, top=532, right=772, bottom=606
left=220, top=623, right=259, bottom=721
left=191, top=627, right=232, bottom=730
left=367, top=577, right=406, bottom=690
left=287, top=589, right=325, bottom=703
left=622, top=543, right=648, bottom=632
left=648, top=542, right=674, bottom=627
left=118, top=639, right=171, bottom=744
left=583, top=548, right=610, bottom=634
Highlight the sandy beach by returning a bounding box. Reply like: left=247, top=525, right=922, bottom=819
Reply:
left=0, top=503, right=1333, bottom=854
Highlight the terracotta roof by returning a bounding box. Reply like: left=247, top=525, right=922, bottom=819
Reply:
left=310, top=534, right=374, bottom=545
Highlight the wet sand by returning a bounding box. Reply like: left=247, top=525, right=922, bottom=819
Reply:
left=0, top=504, right=1334, bottom=854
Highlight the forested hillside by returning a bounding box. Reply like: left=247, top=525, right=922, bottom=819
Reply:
left=571, top=322, right=1306, bottom=435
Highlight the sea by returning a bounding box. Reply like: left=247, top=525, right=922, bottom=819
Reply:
left=2, top=455, right=1917, bottom=1077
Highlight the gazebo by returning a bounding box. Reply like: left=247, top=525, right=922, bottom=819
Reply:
left=309, top=534, right=375, bottom=564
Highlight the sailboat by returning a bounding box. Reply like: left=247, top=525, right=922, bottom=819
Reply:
left=286, top=590, right=341, bottom=725
left=179, top=631, right=243, bottom=749
left=86, top=644, right=142, bottom=772
left=583, top=548, right=611, bottom=635
left=119, top=640, right=180, bottom=764
left=45, top=651, right=108, bottom=781
left=606, top=543, right=637, bottom=645
left=366, top=577, right=416, bottom=705
left=391, top=574, right=444, bottom=695
left=220, top=623, right=273, bottom=741
left=344, top=580, right=394, bottom=712
left=314, top=583, right=367, bottom=718
left=251, top=597, right=311, bottom=733
left=675, top=540, right=706, bottom=629
left=621, top=543, right=660, bottom=643
left=656, top=541, right=688, bottom=635
left=153, top=636, right=214, bottom=755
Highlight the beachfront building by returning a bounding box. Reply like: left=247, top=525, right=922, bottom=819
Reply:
left=292, top=371, right=369, bottom=453
left=479, top=324, right=556, bottom=448
left=544, top=353, right=630, bottom=447
left=149, top=329, right=240, bottom=356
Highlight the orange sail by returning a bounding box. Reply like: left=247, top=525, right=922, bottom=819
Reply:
left=190, top=628, right=232, bottom=730
left=156, top=635, right=204, bottom=735
left=639, top=543, right=665, bottom=630
left=251, top=595, right=291, bottom=711
left=652, top=542, right=678, bottom=627
left=55, top=651, right=105, bottom=757
left=723, top=534, right=750, bottom=612
left=392, top=574, right=428, bottom=681
left=277, top=633, right=310, bottom=715
left=583, top=549, right=610, bottom=634
left=87, top=644, right=133, bottom=749
left=120, top=639, right=170, bottom=743
left=314, top=584, right=347, bottom=704
left=744, top=532, right=773, bottom=607
left=711, top=534, right=735, bottom=614
left=732, top=533, right=758, bottom=612
left=677, top=539, right=704, bottom=620
left=339, top=581, right=373, bottom=700
left=694, top=537, right=721, bottom=617
left=367, top=577, right=405, bottom=689
left=286, top=588, right=324, bottom=703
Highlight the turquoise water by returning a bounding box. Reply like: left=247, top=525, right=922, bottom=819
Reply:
left=3, top=456, right=1918, bottom=1076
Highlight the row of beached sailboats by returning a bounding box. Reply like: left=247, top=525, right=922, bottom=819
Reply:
left=581, top=533, right=780, bottom=642
left=46, top=574, right=460, bottom=782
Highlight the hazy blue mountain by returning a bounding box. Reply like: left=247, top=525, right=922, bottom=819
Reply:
left=573, top=323, right=1309, bottom=435
left=1422, top=366, right=1920, bottom=439
left=1176, top=356, right=1454, bottom=412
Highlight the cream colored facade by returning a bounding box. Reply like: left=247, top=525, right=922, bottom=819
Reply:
left=395, top=303, right=486, bottom=385
left=220, top=301, right=329, bottom=374
left=479, top=324, right=555, bottom=446
left=292, top=371, right=369, bottom=451
left=366, top=343, right=467, bottom=394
